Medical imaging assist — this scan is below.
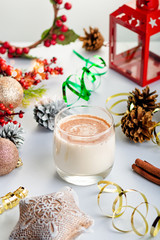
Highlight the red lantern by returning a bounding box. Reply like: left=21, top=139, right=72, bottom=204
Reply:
left=109, top=0, right=160, bottom=86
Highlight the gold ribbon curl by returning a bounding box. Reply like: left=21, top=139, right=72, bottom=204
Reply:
left=0, top=187, right=28, bottom=214
left=97, top=181, right=160, bottom=237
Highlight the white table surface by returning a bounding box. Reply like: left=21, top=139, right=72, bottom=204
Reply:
left=0, top=41, right=160, bottom=240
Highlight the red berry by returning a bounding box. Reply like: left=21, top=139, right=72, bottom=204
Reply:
left=8, top=53, right=13, bottom=58
left=16, top=48, right=23, bottom=55
left=58, top=34, right=65, bottom=41
left=13, top=121, right=18, bottom=124
left=0, top=58, right=6, bottom=65
left=61, top=25, right=68, bottom=32
left=51, top=40, right=56, bottom=45
left=19, top=113, right=23, bottom=118
left=56, top=19, right=63, bottom=27
left=45, top=73, right=49, bottom=79
left=64, top=2, right=72, bottom=10
left=0, top=47, right=6, bottom=54
left=52, top=34, right=57, bottom=40
left=23, top=47, right=30, bottom=54
left=61, top=15, right=67, bottom=22
left=8, top=46, right=16, bottom=54
left=3, top=41, right=10, bottom=49
left=6, top=65, right=13, bottom=75
left=44, top=40, right=51, bottom=47
left=56, top=0, right=63, bottom=4
left=1, top=63, right=7, bottom=71
left=9, top=104, right=13, bottom=109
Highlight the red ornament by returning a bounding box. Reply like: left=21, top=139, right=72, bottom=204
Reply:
left=109, top=0, right=160, bottom=86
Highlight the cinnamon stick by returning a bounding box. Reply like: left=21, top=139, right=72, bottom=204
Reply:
left=135, top=158, right=160, bottom=178
left=132, top=158, right=160, bottom=186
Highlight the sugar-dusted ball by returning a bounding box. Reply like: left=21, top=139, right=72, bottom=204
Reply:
left=0, top=138, right=19, bottom=176
left=0, top=77, right=23, bottom=109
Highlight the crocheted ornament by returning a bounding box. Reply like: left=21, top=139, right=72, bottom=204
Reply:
left=10, top=187, right=93, bottom=240
left=0, top=122, right=24, bottom=148
left=79, top=27, right=104, bottom=51
left=121, top=106, right=156, bottom=143
left=127, top=86, right=160, bottom=112
left=33, top=99, right=67, bottom=131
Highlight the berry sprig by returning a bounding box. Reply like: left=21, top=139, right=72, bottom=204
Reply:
left=0, top=1, right=78, bottom=58
left=0, top=103, right=24, bottom=127
left=0, top=57, right=63, bottom=90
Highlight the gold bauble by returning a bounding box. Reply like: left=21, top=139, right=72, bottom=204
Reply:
left=0, top=77, right=23, bottom=109
left=0, top=138, right=19, bottom=176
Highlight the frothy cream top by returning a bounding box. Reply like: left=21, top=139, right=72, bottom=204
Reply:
left=58, top=114, right=111, bottom=144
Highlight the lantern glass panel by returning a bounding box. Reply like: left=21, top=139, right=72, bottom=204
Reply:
left=147, top=33, right=160, bottom=81
left=114, top=23, right=142, bottom=82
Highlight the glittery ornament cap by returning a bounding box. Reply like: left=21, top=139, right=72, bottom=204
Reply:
left=10, top=187, right=93, bottom=240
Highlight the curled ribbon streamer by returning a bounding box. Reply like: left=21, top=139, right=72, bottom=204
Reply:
left=97, top=181, right=160, bottom=237
left=62, top=50, right=107, bottom=106
left=152, top=108, right=160, bottom=146
left=106, top=93, right=132, bottom=127
left=0, top=187, right=28, bottom=214
left=106, top=93, right=131, bottom=116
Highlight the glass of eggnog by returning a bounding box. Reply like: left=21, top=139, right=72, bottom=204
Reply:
left=53, top=105, right=115, bottom=185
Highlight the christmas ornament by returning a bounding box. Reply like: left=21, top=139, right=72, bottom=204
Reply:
left=33, top=99, right=67, bottom=130
left=106, top=86, right=160, bottom=145
left=0, top=187, right=28, bottom=214
left=62, top=50, right=107, bottom=105
left=79, top=27, right=104, bottom=51
left=0, top=122, right=24, bottom=148
left=109, top=0, right=160, bottom=86
left=97, top=180, right=160, bottom=237
left=127, top=86, right=160, bottom=112
left=121, top=106, right=156, bottom=143
left=0, top=1, right=78, bottom=58
left=0, top=138, right=19, bottom=176
left=0, top=77, right=23, bottom=109
left=10, top=187, right=93, bottom=240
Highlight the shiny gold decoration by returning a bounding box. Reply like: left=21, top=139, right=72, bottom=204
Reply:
left=16, top=158, right=23, bottom=168
left=0, top=187, right=28, bottom=214
left=97, top=181, right=160, bottom=237
left=79, top=27, right=104, bottom=51
left=0, top=138, right=19, bottom=176
left=0, top=76, right=23, bottom=109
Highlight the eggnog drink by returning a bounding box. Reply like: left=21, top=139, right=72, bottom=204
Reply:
left=53, top=106, right=115, bottom=185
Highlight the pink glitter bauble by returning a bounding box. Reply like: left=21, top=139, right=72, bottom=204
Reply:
left=0, top=77, right=23, bottom=109
left=0, top=138, right=19, bottom=176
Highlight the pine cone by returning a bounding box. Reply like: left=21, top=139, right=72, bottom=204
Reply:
left=127, top=86, right=160, bottom=112
left=0, top=122, right=24, bottom=147
left=33, top=99, right=67, bottom=131
left=121, top=106, right=156, bottom=143
left=79, top=27, right=104, bottom=51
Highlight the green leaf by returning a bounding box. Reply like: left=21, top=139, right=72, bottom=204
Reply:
left=54, top=29, right=79, bottom=45
left=22, top=86, right=47, bottom=108
left=19, top=54, right=38, bottom=59
left=41, top=28, right=51, bottom=40
left=50, top=0, right=56, bottom=5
